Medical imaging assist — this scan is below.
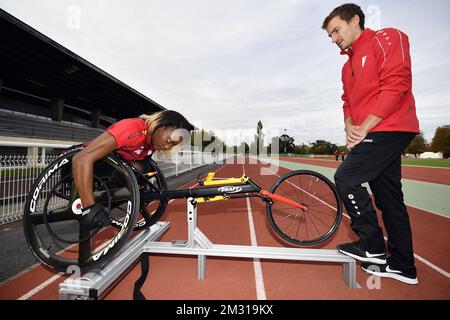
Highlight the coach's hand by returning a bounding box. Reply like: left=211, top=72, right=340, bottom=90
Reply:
left=345, top=125, right=367, bottom=151
left=346, top=114, right=382, bottom=150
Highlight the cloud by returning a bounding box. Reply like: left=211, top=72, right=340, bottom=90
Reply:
left=1, top=0, right=449, bottom=145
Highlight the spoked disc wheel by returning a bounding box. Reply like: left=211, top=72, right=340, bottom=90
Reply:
left=266, top=170, right=342, bottom=246
left=23, top=148, right=139, bottom=272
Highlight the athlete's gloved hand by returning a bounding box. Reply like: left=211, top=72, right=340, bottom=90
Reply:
left=81, top=203, right=110, bottom=231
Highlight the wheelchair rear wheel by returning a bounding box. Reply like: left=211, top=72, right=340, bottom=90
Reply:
left=23, top=147, right=140, bottom=272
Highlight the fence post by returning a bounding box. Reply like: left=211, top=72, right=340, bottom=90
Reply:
left=27, top=147, right=38, bottom=168
left=41, top=147, right=46, bottom=167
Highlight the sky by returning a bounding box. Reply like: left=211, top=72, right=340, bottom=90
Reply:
left=1, top=0, right=449, bottom=146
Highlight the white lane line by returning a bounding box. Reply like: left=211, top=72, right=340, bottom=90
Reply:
left=17, top=273, right=63, bottom=300
left=267, top=157, right=450, bottom=219
left=256, top=160, right=450, bottom=279
left=17, top=237, right=117, bottom=300
left=246, top=197, right=267, bottom=300
left=16, top=162, right=228, bottom=300
left=243, top=165, right=267, bottom=300
left=414, top=255, right=450, bottom=278
left=279, top=156, right=450, bottom=170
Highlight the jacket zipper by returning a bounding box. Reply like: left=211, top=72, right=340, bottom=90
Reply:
left=350, top=56, right=354, bottom=76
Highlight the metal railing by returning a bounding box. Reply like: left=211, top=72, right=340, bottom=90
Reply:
left=155, top=151, right=229, bottom=177
left=0, top=151, right=231, bottom=225
left=0, top=108, right=104, bottom=142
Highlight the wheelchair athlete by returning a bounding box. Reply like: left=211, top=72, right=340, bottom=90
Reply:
left=72, top=110, right=193, bottom=230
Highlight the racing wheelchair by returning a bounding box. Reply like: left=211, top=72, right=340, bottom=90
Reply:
left=23, top=147, right=342, bottom=272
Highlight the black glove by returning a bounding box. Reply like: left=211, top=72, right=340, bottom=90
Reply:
left=81, top=203, right=110, bottom=231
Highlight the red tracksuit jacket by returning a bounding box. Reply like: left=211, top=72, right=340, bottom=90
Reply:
left=340, top=28, right=419, bottom=133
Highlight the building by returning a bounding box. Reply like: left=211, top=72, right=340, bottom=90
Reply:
left=0, top=8, right=165, bottom=155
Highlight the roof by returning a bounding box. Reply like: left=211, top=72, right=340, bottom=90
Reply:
left=0, top=8, right=165, bottom=120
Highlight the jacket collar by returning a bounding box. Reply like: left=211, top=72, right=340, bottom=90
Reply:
left=340, top=28, right=375, bottom=56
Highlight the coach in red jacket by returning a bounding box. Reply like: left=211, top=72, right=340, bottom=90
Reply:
left=322, top=3, right=419, bottom=285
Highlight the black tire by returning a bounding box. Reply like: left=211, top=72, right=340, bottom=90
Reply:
left=23, top=147, right=139, bottom=273
left=266, top=170, right=342, bottom=246
left=138, top=158, right=168, bottom=228
left=110, top=157, right=168, bottom=231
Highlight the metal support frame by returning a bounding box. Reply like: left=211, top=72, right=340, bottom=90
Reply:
left=144, top=198, right=360, bottom=288
left=59, top=197, right=359, bottom=300
left=59, top=221, right=170, bottom=300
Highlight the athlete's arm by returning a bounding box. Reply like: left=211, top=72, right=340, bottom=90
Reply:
left=72, top=131, right=117, bottom=208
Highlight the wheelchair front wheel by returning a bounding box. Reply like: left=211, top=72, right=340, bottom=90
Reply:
left=266, top=170, right=342, bottom=246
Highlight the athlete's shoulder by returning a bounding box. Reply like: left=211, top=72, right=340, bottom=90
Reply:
left=106, top=118, right=146, bottom=138
left=115, top=118, right=145, bottom=126
left=108, top=118, right=145, bottom=131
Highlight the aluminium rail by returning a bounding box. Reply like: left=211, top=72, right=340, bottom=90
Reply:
left=59, top=198, right=359, bottom=300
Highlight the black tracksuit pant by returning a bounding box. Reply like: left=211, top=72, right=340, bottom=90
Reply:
left=334, top=131, right=417, bottom=274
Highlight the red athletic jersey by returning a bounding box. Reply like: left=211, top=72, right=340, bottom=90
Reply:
left=340, top=28, right=419, bottom=133
left=105, top=118, right=155, bottom=161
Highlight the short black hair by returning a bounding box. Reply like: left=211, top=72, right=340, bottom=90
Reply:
left=322, top=3, right=365, bottom=30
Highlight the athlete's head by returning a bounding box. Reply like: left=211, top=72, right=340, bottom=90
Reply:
left=140, top=110, right=193, bottom=151
left=322, top=3, right=365, bottom=51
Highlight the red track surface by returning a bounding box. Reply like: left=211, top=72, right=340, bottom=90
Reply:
left=0, top=158, right=449, bottom=300
left=279, top=157, right=450, bottom=186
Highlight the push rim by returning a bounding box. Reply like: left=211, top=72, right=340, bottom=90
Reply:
left=110, top=157, right=168, bottom=231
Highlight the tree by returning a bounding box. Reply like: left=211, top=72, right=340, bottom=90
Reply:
left=309, top=140, right=337, bottom=155
left=431, top=126, right=450, bottom=157
left=279, top=134, right=295, bottom=154
left=404, top=131, right=427, bottom=157
left=293, top=144, right=310, bottom=155
left=254, top=120, right=264, bottom=155
left=256, top=120, right=263, bottom=136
